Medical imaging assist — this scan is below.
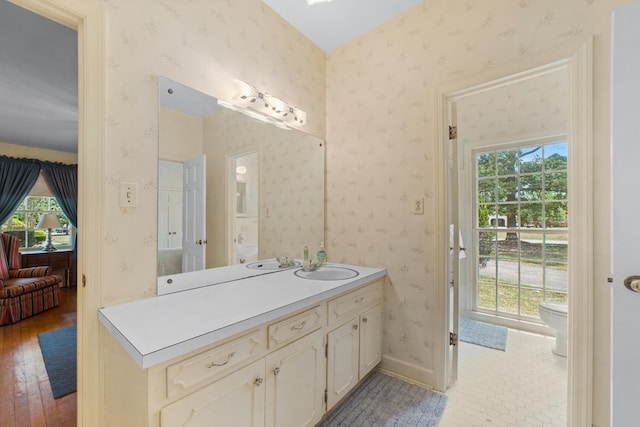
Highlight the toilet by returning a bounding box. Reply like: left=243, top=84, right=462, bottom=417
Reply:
left=538, top=301, right=568, bottom=357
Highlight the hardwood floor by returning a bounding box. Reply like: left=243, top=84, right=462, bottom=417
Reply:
left=0, top=287, right=77, bottom=427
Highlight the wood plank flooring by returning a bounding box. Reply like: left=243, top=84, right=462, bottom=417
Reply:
left=1, top=287, right=77, bottom=427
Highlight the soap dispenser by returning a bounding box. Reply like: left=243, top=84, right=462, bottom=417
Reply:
left=317, top=242, right=326, bottom=265
left=303, top=242, right=309, bottom=262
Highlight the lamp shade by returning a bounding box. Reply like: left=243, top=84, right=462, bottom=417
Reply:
left=37, top=213, right=62, bottom=230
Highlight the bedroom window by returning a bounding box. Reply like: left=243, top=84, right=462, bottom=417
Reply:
left=474, top=141, right=568, bottom=320
left=1, top=195, right=74, bottom=250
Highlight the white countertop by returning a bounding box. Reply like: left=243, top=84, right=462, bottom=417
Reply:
left=99, top=262, right=386, bottom=369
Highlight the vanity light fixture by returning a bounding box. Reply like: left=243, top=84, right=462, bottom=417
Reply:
left=219, top=79, right=306, bottom=130
left=235, top=166, right=247, bottom=174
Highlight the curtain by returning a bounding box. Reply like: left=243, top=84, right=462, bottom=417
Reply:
left=42, top=162, right=78, bottom=275
left=41, top=162, right=77, bottom=228
left=0, top=156, right=41, bottom=225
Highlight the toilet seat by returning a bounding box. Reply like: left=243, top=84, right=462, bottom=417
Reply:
left=539, top=301, right=568, bottom=315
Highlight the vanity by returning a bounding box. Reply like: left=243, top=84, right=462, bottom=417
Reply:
left=99, top=261, right=386, bottom=427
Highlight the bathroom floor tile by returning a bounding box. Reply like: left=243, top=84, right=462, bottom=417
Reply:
left=440, top=329, right=567, bottom=427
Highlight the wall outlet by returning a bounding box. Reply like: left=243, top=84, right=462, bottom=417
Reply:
left=412, top=197, right=424, bottom=215
left=120, top=182, right=138, bottom=208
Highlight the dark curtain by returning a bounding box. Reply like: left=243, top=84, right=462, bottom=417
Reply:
left=41, top=162, right=78, bottom=228
left=0, top=156, right=41, bottom=225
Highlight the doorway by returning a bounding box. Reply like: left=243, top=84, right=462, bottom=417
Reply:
left=228, top=149, right=259, bottom=264
left=7, top=0, right=105, bottom=425
left=434, top=39, right=593, bottom=427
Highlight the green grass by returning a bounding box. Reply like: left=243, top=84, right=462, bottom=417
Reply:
left=478, top=275, right=567, bottom=317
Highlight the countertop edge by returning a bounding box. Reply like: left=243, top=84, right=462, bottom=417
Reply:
left=100, top=268, right=386, bottom=369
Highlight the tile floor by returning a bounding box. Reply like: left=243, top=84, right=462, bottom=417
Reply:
left=439, top=328, right=567, bottom=427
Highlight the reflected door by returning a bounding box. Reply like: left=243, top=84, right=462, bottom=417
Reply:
left=183, top=154, right=206, bottom=272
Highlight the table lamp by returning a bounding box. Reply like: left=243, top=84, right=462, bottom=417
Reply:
left=36, top=213, right=62, bottom=251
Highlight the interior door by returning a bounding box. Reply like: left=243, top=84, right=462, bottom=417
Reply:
left=611, top=4, right=640, bottom=426
left=447, top=102, right=460, bottom=388
left=182, top=154, right=206, bottom=272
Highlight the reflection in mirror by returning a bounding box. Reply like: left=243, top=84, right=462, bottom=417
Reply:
left=158, top=77, right=325, bottom=278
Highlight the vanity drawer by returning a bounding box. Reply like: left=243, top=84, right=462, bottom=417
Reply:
left=328, top=280, right=382, bottom=327
left=268, top=305, right=325, bottom=349
left=166, top=328, right=265, bottom=397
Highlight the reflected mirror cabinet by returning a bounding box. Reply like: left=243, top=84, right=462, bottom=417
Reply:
left=157, top=76, right=325, bottom=278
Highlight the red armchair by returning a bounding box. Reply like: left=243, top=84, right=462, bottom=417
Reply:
left=0, top=234, right=62, bottom=325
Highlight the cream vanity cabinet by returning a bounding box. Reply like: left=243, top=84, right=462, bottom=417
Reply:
left=158, top=308, right=326, bottom=427
left=326, top=281, right=383, bottom=410
left=100, top=266, right=385, bottom=427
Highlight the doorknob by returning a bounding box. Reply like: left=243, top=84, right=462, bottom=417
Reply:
left=624, top=276, right=640, bottom=292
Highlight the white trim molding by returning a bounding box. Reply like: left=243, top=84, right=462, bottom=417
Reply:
left=8, top=0, right=106, bottom=426
left=433, top=38, right=593, bottom=427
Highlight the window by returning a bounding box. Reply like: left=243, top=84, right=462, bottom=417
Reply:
left=475, top=141, right=568, bottom=320
left=1, top=195, right=74, bottom=250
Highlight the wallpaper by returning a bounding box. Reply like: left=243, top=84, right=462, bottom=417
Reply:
left=325, top=1, right=618, bottom=422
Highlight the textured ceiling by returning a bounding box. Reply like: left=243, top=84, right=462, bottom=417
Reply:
left=0, top=0, right=78, bottom=154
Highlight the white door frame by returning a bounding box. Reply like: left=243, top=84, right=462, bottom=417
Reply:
left=434, top=38, right=593, bottom=427
left=226, top=146, right=260, bottom=265
left=8, top=0, right=105, bottom=426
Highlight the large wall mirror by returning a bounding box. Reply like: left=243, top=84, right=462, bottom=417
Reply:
left=157, top=76, right=325, bottom=278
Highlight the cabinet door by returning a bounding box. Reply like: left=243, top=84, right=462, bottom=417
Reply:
left=160, top=359, right=266, bottom=427
left=265, top=330, right=324, bottom=427
left=359, top=304, right=383, bottom=380
left=326, top=318, right=359, bottom=410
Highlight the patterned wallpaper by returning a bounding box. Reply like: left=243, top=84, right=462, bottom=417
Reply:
left=457, top=67, right=569, bottom=146
left=325, top=0, right=610, bottom=413
left=100, top=0, right=326, bottom=304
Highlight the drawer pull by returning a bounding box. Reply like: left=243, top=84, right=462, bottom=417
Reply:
left=352, top=324, right=359, bottom=330
left=362, top=317, right=368, bottom=323
left=354, top=296, right=364, bottom=304
left=290, top=320, right=307, bottom=331
left=207, top=352, right=235, bottom=368
left=273, top=367, right=280, bottom=376
left=254, top=377, right=263, bottom=387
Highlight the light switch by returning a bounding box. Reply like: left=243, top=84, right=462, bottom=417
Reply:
left=120, top=182, right=138, bottom=208
left=412, top=197, right=424, bottom=215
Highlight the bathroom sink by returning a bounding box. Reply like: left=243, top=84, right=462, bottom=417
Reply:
left=246, top=259, right=301, bottom=270
left=294, top=266, right=359, bottom=281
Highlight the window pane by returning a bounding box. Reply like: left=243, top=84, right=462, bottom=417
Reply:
left=521, top=286, right=544, bottom=317
left=496, top=150, right=519, bottom=176
left=519, top=146, right=543, bottom=173
left=519, top=174, right=542, bottom=201
left=477, top=178, right=495, bottom=202
left=477, top=152, right=496, bottom=178
left=520, top=202, right=543, bottom=228
left=497, top=204, right=518, bottom=229
left=520, top=235, right=543, bottom=262
left=545, top=201, right=568, bottom=228
left=544, top=171, right=567, bottom=200
left=544, top=142, right=568, bottom=169
left=497, top=176, right=518, bottom=202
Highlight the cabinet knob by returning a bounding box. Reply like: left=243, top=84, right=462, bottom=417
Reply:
left=254, top=377, right=263, bottom=387
left=273, top=367, right=280, bottom=376
left=362, top=317, right=368, bottom=324
left=353, top=324, right=358, bottom=330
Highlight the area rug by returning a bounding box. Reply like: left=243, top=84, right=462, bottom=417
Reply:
left=459, top=318, right=508, bottom=351
left=320, top=371, right=448, bottom=426
left=37, top=325, right=76, bottom=398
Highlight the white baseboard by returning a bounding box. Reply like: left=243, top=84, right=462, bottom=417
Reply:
left=379, top=355, right=434, bottom=389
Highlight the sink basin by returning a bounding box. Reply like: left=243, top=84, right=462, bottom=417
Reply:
left=246, top=260, right=301, bottom=270
left=237, top=242, right=258, bottom=260
left=294, top=266, right=359, bottom=281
